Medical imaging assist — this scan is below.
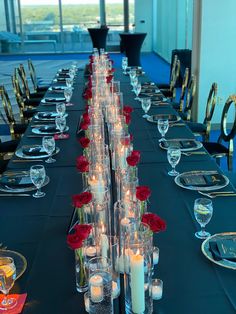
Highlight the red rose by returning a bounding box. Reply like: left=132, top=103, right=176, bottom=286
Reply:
left=123, top=106, right=133, bottom=114
left=67, top=232, right=83, bottom=250
left=80, top=121, right=89, bottom=130
left=72, top=191, right=92, bottom=208
left=76, top=156, right=89, bottom=172
left=124, top=113, right=131, bottom=125
left=136, top=186, right=151, bottom=201
left=74, top=224, right=92, bottom=239
left=126, top=150, right=141, bottom=166
left=84, top=88, right=92, bottom=100
left=106, top=75, right=113, bottom=84
left=130, top=134, right=134, bottom=141
left=141, top=213, right=166, bottom=233
left=79, top=137, right=90, bottom=148
left=82, top=112, right=90, bottom=124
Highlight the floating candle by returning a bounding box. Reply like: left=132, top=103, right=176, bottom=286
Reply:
left=85, top=246, right=97, bottom=257
left=112, top=281, right=120, bottom=299
left=89, top=274, right=103, bottom=303
left=153, top=249, right=159, bottom=265
left=152, top=285, right=162, bottom=300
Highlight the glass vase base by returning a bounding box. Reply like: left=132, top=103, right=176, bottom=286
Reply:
left=76, top=284, right=88, bottom=293
left=125, top=298, right=153, bottom=314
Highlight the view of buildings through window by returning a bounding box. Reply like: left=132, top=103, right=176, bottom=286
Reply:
left=0, top=0, right=134, bottom=53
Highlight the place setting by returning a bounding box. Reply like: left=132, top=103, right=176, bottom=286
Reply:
left=146, top=113, right=181, bottom=124
left=0, top=164, right=49, bottom=197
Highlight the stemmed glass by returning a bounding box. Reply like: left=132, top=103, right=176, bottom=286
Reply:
left=141, top=98, right=151, bottom=118
left=0, top=257, right=17, bottom=310
left=66, top=77, right=73, bottom=89
left=157, top=119, right=169, bottom=142
left=122, top=56, right=128, bottom=74
left=64, top=87, right=73, bottom=106
left=194, top=198, right=213, bottom=239
left=56, top=102, right=66, bottom=117
left=55, top=115, right=67, bottom=138
left=30, top=165, right=46, bottom=198
left=134, top=82, right=141, bottom=100
left=131, top=76, right=138, bottom=92
left=129, top=68, right=136, bottom=86
left=42, top=136, right=56, bottom=163
left=167, top=145, right=181, bottom=176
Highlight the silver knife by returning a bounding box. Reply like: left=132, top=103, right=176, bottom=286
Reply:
left=0, top=193, right=31, bottom=197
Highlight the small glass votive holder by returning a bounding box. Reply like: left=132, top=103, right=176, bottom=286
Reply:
left=84, top=291, right=90, bottom=312
left=151, top=279, right=163, bottom=300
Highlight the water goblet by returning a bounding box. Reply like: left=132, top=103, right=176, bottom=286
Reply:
left=134, top=82, right=141, bottom=100
left=66, top=77, right=73, bottom=89
left=0, top=257, right=17, bottom=310
left=194, top=198, right=213, bottom=239
left=157, top=119, right=169, bottom=142
left=167, top=145, right=181, bottom=176
left=42, top=136, right=56, bottom=163
left=30, top=164, right=46, bottom=198
left=64, top=87, right=73, bottom=105
left=55, top=115, right=67, bottom=138
left=131, top=76, right=138, bottom=92
left=56, top=102, right=66, bottom=117
left=129, top=68, right=136, bottom=85
left=122, top=57, right=128, bottom=74
left=141, top=98, right=151, bottom=118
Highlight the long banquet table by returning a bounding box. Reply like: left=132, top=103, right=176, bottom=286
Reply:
left=1, top=65, right=236, bottom=314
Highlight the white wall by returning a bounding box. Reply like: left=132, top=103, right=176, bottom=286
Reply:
left=153, top=0, right=193, bottom=63
left=134, top=0, right=153, bottom=52
left=192, top=0, right=236, bottom=124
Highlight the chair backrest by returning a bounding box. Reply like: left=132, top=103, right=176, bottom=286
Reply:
left=169, top=57, right=180, bottom=92
left=28, top=59, right=37, bottom=92
left=184, top=74, right=196, bottom=120
left=177, top=67, right=189, bottom=112
left=0, top=85, right=16, bottom=125
left=203, top=82, right=218, bottom=124
left=17, top=64, right=30, bottom=99
left=12, top=70, right=26, bottom=111
left=218, top=95, right=236, bottom=144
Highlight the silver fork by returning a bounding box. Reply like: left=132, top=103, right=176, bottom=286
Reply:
left=182, top=151, right=207, bottom=156
left=198, top=191, right=236, bottom=198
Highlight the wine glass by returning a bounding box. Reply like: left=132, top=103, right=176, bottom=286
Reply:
left=56, top=102, right=66, bottom=117
left=30, top=165, right=46, bottom=198
left=42, top=136, right=56, bottom=163
left=157, top=119, right=169, bottom=142
left=167, top=145, right=181, bottom=176
left=66, top=77, right=73, bottom=88
left=134, top=82, right=141, bottom=100
left=122, top=56, right=128, bottom=74
left=141, top=98, right=151, bottom=118
left=0, top=257, right=17, bottom=310
left=55, top=115, right=67, bottom=138
left=194, top=198, right=213, bottom=239
left=129, top=68, right=136, bottom=85
left=64, top=87, right=73, bottom=105
left=131, top=76, right=138, bottom=92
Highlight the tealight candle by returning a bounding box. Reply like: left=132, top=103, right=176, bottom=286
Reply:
left=152, top=279, right=163, bottom=300
left=112, top=281, right=120, bottom=299
left=88, top=175, right=105, bottom=204
left=89, top=274, right=103, bottom=303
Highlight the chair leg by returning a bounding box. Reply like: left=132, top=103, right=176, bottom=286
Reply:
left=228, top=155, right=233, bottom=171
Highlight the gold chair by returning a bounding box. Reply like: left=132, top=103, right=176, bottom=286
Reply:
left=158, top=55, right=181, bottom=100
left=0, top=85, right=27, bottom=140
left=171, top=67, right=189, bottom=112
left=28, top=59, right=49, bottom=93
left=179, top=74, right=196, bottom=121
left=202, top=95, right=236, bottom=171
left=186, top=83, right=218, bottom=141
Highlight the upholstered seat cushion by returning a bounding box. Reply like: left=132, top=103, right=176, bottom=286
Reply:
left=37, top=85, right=49, bottom=93
left=0, top=140, right=19, bottom=153
left=179, top=111, right=188, bottom=120
left=160, top=89, right=173, bottom=98
left=0, top=159, right=8, bottom=173
left=170, top=101, right=180, bottom=110
left=202, top=142, right=228, bottom=155
left=13, top=123, right=27, bottom=134
left=25, top=98, right=40, bottom=107
left=186, top=122, right=207, bottom=133
left=158, top=83, right=170, bottom=89
left=23, top=108, right=37, bottom=119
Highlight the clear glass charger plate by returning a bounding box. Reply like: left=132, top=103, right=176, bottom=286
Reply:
left=159, top=138, right=203, bottom=152
left=34, top=112, right=68, bottom=121
left=201, top=232, right=236, bottom=270
left=48, top=86, right=67, bottom=91
left=41, top=97, right=65, bottom=103
left=146, top=114, right=181, bottom=124
left=0, top=249, right=27, bottom=280
left=15, top=145, right=60, bottom=159
left=0, top=171, right=50, bottom=193
left=32, top=126, right=69, bottom=135
left=174, top=170, right=229, bottom=191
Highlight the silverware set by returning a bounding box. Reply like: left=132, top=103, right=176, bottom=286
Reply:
left=198, top=191, right=236, bottom=198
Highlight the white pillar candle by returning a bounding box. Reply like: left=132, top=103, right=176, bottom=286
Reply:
left=153, top=251, right=159, bottom=265
left=112, top=281, right=120, bottom=298
left=88, top=175, right=105, bottom=204
left=130, top=254, right=145, bottom=313
left=152, top=285, right=162, bottom=300
left=89, top=274, right=103, bottom=303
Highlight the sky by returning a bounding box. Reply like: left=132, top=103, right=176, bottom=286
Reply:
left=21, top=0, right=126, bottom=5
